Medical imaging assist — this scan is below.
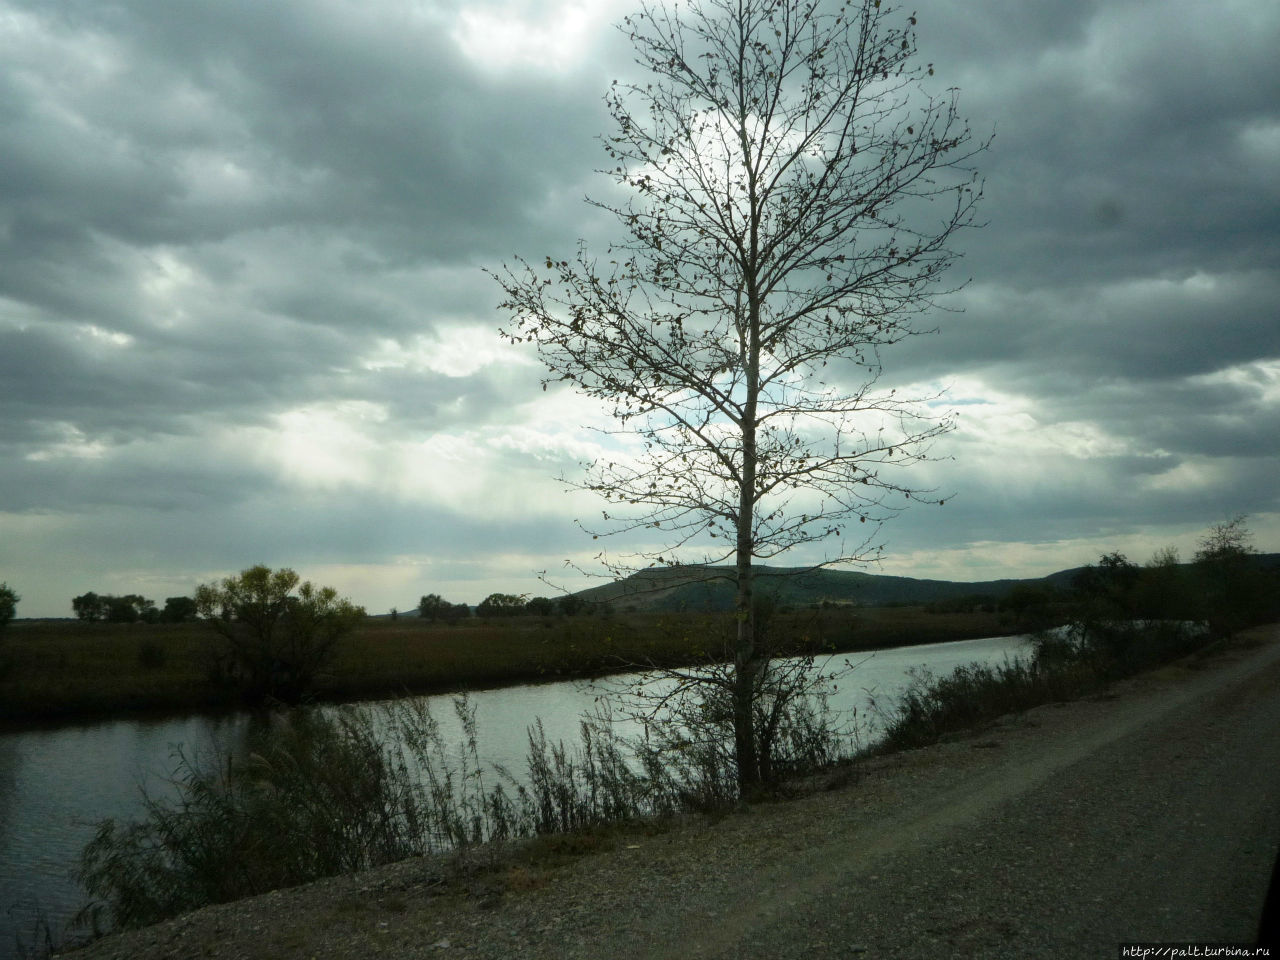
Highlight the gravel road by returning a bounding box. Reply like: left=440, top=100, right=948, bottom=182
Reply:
left=64, top=625, right=1280, bottom=960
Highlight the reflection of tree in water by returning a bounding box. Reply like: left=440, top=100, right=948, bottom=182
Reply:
left=128, top=710, right=263, bottom=806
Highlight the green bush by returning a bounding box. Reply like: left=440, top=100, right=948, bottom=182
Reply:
left=0, top=581, right=18, bottom=631
left=195, top=566, right=365, bottom=703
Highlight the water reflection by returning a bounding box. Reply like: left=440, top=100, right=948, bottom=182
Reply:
left=0, top=713, right=265, bottom=960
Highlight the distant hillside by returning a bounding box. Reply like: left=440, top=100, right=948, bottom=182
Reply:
left=572, top=563, right=1074, bottom=613
left=572, top=554, right=1279, bottom=613
left=383, top=553, right=1278, bottom=616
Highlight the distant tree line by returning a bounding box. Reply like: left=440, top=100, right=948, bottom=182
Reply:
left=416, top=593, right=471, bottom=622
left=418, top=592, right=588, bottom=620
left=65, top=586, right=598, bottom=628
left=1070, top=517, right=1277, bottom=639
left=54, top=567, right=365, bottom=705
left=71, top=592, right=198, bottom=624
left=924, top=584, right=1072, bottom=631
left=927, top=516, right=1278, bottom=638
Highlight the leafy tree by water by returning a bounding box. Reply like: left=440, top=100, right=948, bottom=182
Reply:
left=71, top=592, right=158, bottom=623
left=476, top=593, right=526, bottom=617
left=160, top=596, right=198, bottom=623
left=1132, top=547, right=1195, bottom=621
left=194, top=566, right=364, bottom=703
left=1001, top=582, right=1061, bottom=631
left=0, top=581, right=18, bottom=631
left=1072, top=551, right=1141, bottom=619
left=494, top=0, right=985, bottom=794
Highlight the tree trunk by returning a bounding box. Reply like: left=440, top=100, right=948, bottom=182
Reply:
left=733, top=529, right=759, bottom=794
left=733, top=267, right=763, bottom=796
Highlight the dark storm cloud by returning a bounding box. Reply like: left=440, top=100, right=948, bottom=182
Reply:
left=1, top=0, right=1277, bottom=615
left=913, top=0, right=1280, bottom=287
left=0, top=0, right=612, bottom=529
left=45, top=494, right=582, bottom=572
left=892, top=268, right=1280, bottom=387
left=851, top=0, right=1280, bottom=560
left=0, top=312, right=344, bottom=441
left=2, top=0, right=604, bottom=261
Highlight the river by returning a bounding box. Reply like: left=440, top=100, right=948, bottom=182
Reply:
left=0, top=633, right=1030, bottom=958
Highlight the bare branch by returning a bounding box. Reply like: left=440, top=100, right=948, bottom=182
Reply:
left=492, top=0, right=986, bottom=793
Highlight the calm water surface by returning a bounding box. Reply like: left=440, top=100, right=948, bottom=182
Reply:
left=0, top=634, right=1029, bottom=958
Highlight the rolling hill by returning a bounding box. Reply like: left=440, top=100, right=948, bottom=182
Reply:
left=570, top=562, right=1087, bottom=613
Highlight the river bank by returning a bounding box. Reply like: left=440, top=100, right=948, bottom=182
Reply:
left=0, top=606, right=1017, bottom=728
left=2, top=633, right=1034, bottom=957
left=57, top=624, right=1280, bottom=959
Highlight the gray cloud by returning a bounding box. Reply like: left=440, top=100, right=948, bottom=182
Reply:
left=1, top=0, right=1277, bottom=616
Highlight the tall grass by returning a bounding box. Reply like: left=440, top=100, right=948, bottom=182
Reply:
left=871, top=619, right=1212, bottom=751
left=79, top=709, right=431, bottom=931
left=78, top=684, right=858, bottom=933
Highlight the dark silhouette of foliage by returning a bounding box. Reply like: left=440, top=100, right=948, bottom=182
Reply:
left=418, top=594, right=471, bottom=621
left=1194, top=516, right=1268, bottom=637
left=556, top=594, right=587, bottom=617
left=1130, top=547, right=1196, bottom=621
left=160, top=596, right=199, bottom=623
left=0, top=582, right=18, bottom=632
left=525, top=596, right=556, bottom=617
left=1072, top=551, right=1141, bottom=619
left=417, top=593, right=448, bottom=620
left=194, top=566, right=364, bottom=704
left=72, top=591, right=107, bottom=622
left=72, top=592, right=157, bottom=623
left=476, top=593, right=526, bottom=618
left=1001, top=583, right=1062, bottom=631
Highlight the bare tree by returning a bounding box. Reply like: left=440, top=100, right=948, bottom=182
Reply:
left=1194, top=515, right=1266, bottom=638
left=495, top=0, right=985, bottom=793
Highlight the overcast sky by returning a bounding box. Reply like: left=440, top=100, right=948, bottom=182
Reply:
left=1, top=0, right=1277, bottom=618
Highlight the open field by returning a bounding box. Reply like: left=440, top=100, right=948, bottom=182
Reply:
left=0, top=606, right=1016, bottom=726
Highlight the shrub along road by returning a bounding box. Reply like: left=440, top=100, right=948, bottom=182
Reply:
left=64, top=626, right=1280, bottom=960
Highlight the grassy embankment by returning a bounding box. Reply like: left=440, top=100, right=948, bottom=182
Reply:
left=0, top=605, right=1015, bottom=726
